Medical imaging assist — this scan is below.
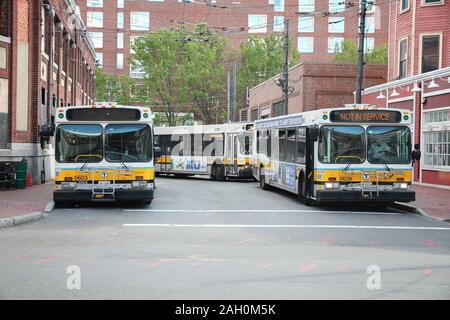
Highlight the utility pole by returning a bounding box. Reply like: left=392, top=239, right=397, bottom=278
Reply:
left=232, top=61, right=237, bottom=122
left=355, top=0, right=367, bottom=104
left=282, top=19, right=290, bottom=114
left=227, top=72, right=231, bottom=122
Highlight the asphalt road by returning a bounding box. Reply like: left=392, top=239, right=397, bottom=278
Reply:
left=0, top=176, right=449, bottom=299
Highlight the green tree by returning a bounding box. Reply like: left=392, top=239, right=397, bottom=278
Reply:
left=182, top=24, right=229, bottom=124
left=95, top=69, right=137, bottom=105
left=334, top=40, right=388, bottom=64
left=237, top=34, right=300, bottom=107
left=131, top=27, right=191, bottom=126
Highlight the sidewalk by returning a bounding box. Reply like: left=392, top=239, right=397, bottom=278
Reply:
left=0, top=182, right=53, bottom=220
left=404, top=184, right=450, bottom=221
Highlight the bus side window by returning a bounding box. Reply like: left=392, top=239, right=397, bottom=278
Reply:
left=267, top=130, right=272, bottom=157
left=279, top=130, right=286, bottom=162
left=296, top=127, right=306, bottom=164
left=245, top=135, right=250, bottom=155
left=287, top=129, right=296, bottom=163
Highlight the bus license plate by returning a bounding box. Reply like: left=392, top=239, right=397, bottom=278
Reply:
left=98, top=181, right=110, bottom=186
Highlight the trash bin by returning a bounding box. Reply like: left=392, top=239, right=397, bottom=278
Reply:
left=15, top=160, right=27, bottom=189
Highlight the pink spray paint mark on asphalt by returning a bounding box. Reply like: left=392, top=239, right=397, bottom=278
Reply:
left=239, top=236, right=256, bottom=244
left=425, top=240, right=439, bottom=249
left=87, top=230, right=98, bottom=236
left=286, top=236, right=293, bottom=241
left=35, top=256, right=59, bottom=265
left=421, top=269, right=433, bottom=275
left=260, top=263, right=273, bottom=269
left=321, top=235, right=334, bottom=246
left=298, top=264, right=318, bottom=273
left=369, top=239, right=377, bottom=245
left=147, top=258, right=177, bottom=268
left=337, top=265, right=349, bottom=272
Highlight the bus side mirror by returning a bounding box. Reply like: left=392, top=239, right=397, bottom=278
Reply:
left=412, top=144, right=421, bottom=161
left=39, top=123, right=55, bottom=137
left=309, top=127, right=319, bottom=142
left=154, top=147, right=162, bottom=159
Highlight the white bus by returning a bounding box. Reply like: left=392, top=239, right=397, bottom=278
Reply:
left=49, top=104, right=158, bottom=206
left=253, top=105, right=420, bottom=205
left=154, top=123, right=254, bottom=180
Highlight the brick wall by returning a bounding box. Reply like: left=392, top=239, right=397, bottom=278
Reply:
left=247, top=62, right=388, bottom=121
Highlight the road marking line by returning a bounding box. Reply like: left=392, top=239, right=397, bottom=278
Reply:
left=123, top=209, right=401, bottom=215
left=122, top=223, right=450, bottom=231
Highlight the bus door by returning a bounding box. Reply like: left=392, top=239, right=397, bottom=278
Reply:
left=305, top=126, right=319, bottom=198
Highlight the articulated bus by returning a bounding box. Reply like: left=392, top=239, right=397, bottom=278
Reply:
left=154, top=123, right=254, bottom=180
left=253, top=105, right=421, bottom=205
left=51, top=104, right=157, bottom=206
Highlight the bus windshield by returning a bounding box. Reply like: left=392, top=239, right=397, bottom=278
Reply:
left=56, top=124, right=103, bottom=163
left=319, top=126, right=365, bottom=164
left=105, top=124, right=152, bottom=162
left=367, top=126, right=411, bottom=164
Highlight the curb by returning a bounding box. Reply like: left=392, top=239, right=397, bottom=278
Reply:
left=391, top=202, right=448, bottom=222
left=391, top=202, right=421, bottom=215
left=0, top=201, right=54, bottom=229
left=0, top=212, right=46, bottom=229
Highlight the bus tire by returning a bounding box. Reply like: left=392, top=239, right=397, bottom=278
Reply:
left=214, top=164, right=225, bottom=181
left=259, top=167, right=269, bottom=190
left=298, top=174, right=312, bottom=206
left=143, top=200, right=152, bottom=206
left=210, top=166, right=217, bottom=181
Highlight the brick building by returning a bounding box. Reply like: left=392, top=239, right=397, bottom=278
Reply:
left=77, top=0, right=389, bottom=78
left=242, top=62, right=387, bottom=121
left=0, top=0, right=96, bottom=184
left=361, top=0, right=450, bottom=187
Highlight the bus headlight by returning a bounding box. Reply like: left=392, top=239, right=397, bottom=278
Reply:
left=324, top=182, right=340, bottom=190
left=393, top=183, right=408, bottom=189
left=61, top=182, right=77, bottom=190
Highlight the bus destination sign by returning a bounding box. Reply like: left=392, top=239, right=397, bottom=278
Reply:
left=330, top=110, right=402, bottom=123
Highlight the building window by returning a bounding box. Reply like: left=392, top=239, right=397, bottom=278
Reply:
left=424, top=130, right=450, bottom=168
left=130, top=12, right=150, bottom=30
left=96, top=53, right=103, bottom=68
left=88, top=32, right=103, bottom=48
left=298, top=37, right=314, bottom=53
left=329, top=0, right=345, bottom=13
left=129, top=35, right=142, bottom=55
left=117, top=33, right=124, bottom=49
left=130, top=61, right=145, bottom=78
left=117, top=12, right=124, bottom=29
left=298, top=17, right=314, bottom=33
left=274, top=16, right=284, bottom=32
left=328, top=37, right=344, bottom=53
left=248, top=15, right=267, bottom=33
left=399, top=38, right=408, bottom=79
left=117, top=53, right=124, bottom=69
left=87, top=0, right=103, bottom=7
left=328, top=17, right=344, bottom=33
left=364, top=16, right=375, bottom=33
left=87, top=12, right=103, bottom=28
left=421, top=34, right=440, bottom=73
left=423, top=0, right=443, bottom=4
left=274, top=0, right=284, bottom=12
left=401, top=0, right=409, bottom=11
left=364, top=37, right=375, bottom=53
left=117, top=0, right=124, bottom=8
left=425, top=109, right=450, bottom=123
left=298, top=0, right=314, bottom=12
left=0, top=0, right=10, bottom=38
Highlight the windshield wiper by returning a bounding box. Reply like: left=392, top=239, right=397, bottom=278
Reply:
left=343, top=163, right=352, bottom=171
left=383, top=163, right=391, bottom=172
left=80, top=161, right=89, bottom=172
left=120, top=162, right=129, bottom=170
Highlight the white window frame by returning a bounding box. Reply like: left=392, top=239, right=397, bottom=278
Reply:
left=274, top=0, right=285, bottom=12
left=117, top=12, right=124, bottom=29
left=329, top=0, right=345, bottom=13
left=328, top=17, right=345, bottom=33
left=88, top=32, right=103, bottom=48
left=419, top=32, right=442, bottom=73
left=398, top=37, right=408, bottom=78
left=298, top=0, right=315, bottom=13
left=86, top=12, right=104, bottom=28
left=130, top=12, right=150, bottom=31
left=328, top=37, right=344, bottom=53
left=298, top=17, right=314, bottom=33
left=248, top=15, right=268, bottom=33
left=117, top=53, right=124, bottom=69
left=117, top=32, right=124, bottom=49
left=298, top=37, right=314, bottom=53
left=87, top=0, right=103, bottom=8
left=117, top=0, right=124, bottom=8
left=274, top=16, right=284, bottom=32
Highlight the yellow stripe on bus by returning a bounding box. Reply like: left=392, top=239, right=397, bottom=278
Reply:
left=55, top=168, right=155, bottom=182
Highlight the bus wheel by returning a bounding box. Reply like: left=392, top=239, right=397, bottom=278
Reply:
left=210, top=166, right=217, bottom=181
left=298, top=175, right=312, bottom=206
left=259, top=168, right=269, bottom=190
left=215, top=165, right=225, bottom=181
left=142, top=200, right=152, bottom=206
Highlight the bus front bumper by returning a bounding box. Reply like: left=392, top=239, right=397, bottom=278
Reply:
left=238, top=165, right=253, bottom=178
left=316, top=190, right=415, bottom=203
left=53, top=189, right=154, bottom=202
